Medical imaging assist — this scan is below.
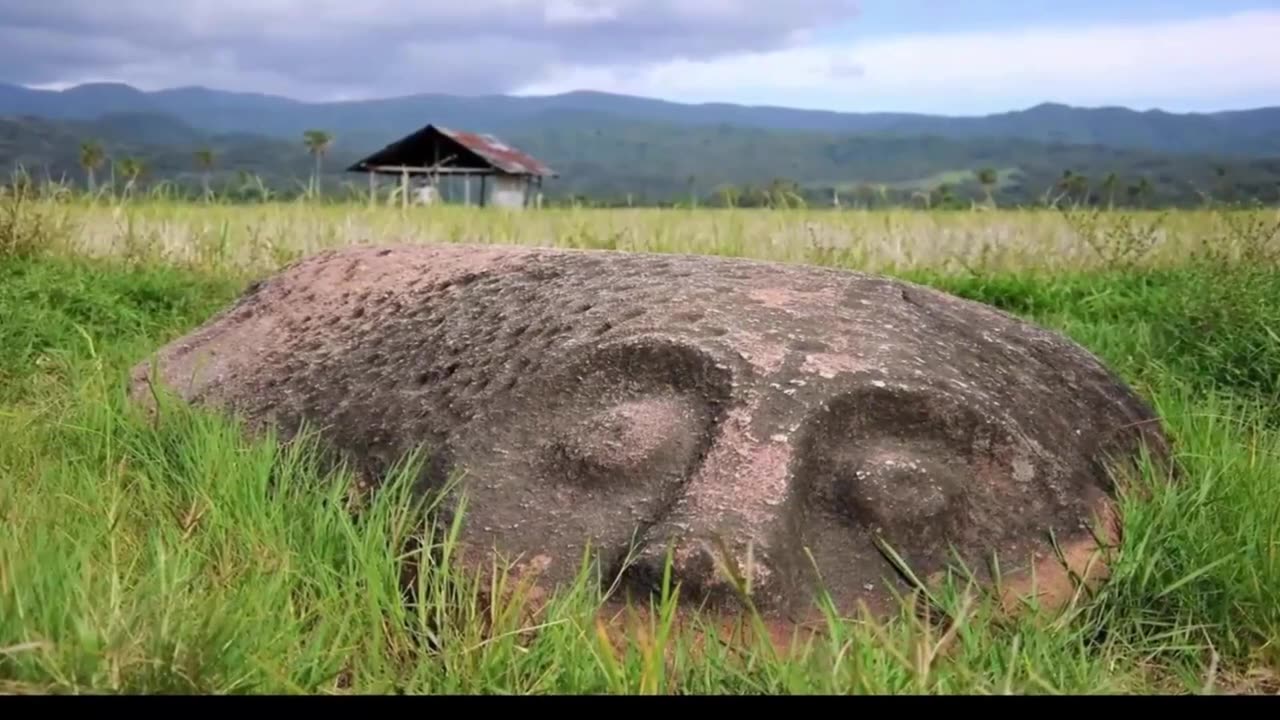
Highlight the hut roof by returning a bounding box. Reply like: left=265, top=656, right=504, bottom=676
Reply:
left=346, top=124, right=556, bottom=177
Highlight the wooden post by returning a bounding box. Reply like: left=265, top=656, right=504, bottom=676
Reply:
left=464, top=175, right=471, bottom=206
left=480, top=175, right=487, bottom=208
left=368, top=171, right=376, bottom=206
left=400, top=168, right=408, bottom=210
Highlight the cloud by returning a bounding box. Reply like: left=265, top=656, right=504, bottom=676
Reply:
left=515, top=9, right=1280, bottom=113
left=0, top=0, right=860, bottom=99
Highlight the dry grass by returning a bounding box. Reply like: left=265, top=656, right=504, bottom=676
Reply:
left=35, top=199, right=1276, bottom=278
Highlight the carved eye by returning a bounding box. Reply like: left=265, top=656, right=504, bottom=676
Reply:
left=541, top=396, right=710, bottom=489
left=831, top=445, right=963, bottom=533
left=529, top=338, right=733, bottom=492
left=795, top=386, right=984, bottom=554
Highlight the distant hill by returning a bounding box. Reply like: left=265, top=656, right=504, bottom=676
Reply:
left=2, top=82, right=1280, bottom=158
left=5, top=110, right=1279, bottom=208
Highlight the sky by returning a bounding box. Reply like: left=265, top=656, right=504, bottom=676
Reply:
left=1, top=0, right=1278, bottom=115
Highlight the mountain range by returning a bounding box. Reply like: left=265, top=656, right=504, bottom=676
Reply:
left=2, top=82, right=1279, bottom=207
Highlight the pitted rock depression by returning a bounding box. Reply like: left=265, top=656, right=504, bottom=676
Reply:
left=129, top=244, right=1170, bottom=619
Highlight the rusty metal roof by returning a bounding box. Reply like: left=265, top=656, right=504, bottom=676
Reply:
left=347, top=124, right=556, bottom=177
left=433, top=126, right=555, bottom=177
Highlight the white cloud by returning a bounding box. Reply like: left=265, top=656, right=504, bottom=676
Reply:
left=514, top=10, right=1280, bottom=113
left=543, top=0, right=622, bottom=26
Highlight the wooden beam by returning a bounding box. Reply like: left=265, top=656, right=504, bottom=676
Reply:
left=361, top=163, right=491, bottom=176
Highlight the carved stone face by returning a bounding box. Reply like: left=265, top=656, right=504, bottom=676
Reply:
left=131, top=244, right=1170, bottom=620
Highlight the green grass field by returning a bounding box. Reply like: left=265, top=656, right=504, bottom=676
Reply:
left=2, top=193, right=1279, bottom=694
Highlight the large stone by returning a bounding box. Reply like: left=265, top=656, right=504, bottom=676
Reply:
left=129, top=244, right=1170, bottom=621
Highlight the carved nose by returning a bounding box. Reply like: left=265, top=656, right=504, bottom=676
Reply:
left=610, top=403, right=795, bottom=612
left=620, top=536, right=771, bottom=611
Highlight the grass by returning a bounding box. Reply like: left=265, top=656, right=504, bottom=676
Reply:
left=26, top=195, right=1266, bottom=273
left=1, top=191, right=1279, bottom=694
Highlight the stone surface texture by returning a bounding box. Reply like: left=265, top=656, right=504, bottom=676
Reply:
left=129, top=244, right=1170, bottom=620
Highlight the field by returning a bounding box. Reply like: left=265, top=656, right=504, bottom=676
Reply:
left=2, top=190, right=1279, bottom=694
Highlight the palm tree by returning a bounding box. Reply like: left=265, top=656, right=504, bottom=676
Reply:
left=79, top=141, right=105, bottom=195
left=854, top=183, right=877, bottom=209
left=935, top=182, right=955, bottom=208
left=116, top=157, right=144, bottom=197
left=1101, top=172, right=1119, bottom=210
left=717, top=184, right=741, bottom=208
left=1127, top=177, right=1153, bottom=208
left=767, top=178, right=803, bottom=209
left=193, top=147, right=216, bottom=200
left=1136, top=177, right=1152, bottom=207
left=303, top=129, right=334, bottom=196
left=975, top=167, right=998, bottom=207
left=1062, top=172, right=1089, bottom=205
